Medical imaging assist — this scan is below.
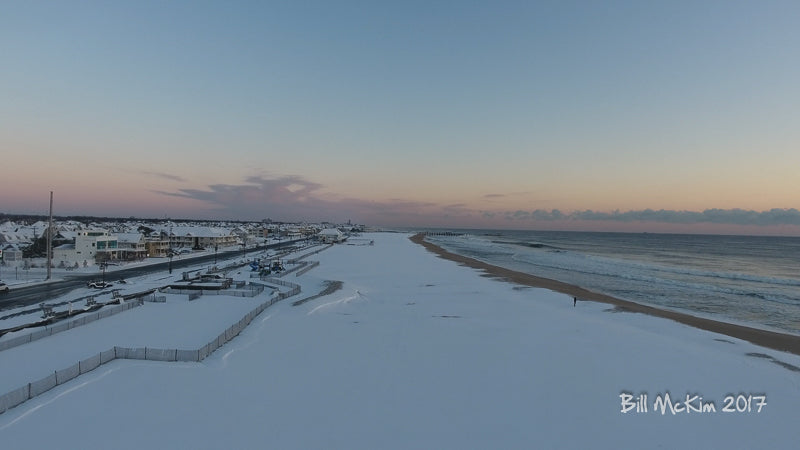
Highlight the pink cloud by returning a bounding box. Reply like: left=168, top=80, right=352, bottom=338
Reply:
left=157, top=175, right=454, bottom=225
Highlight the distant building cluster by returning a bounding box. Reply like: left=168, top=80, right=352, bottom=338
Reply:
left=0, top=218, right=365, bottom=270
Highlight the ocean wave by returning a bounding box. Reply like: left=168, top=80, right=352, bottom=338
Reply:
left=490, top=240, right=563, bottom=251
left=503, top=243, right=800, bottom=290
left=429, top=233, right=800, bottom=333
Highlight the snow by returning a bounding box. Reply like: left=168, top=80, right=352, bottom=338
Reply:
left=1, top=233, right=799, bottom=449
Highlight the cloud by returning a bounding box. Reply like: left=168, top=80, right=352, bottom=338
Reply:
left=505, top=208, right=800, bottom=226
left=532, top=209, right=566, bottom=221
left=155, top=174, right=800, bottom=229
left=141, top=171, right=187, bottom=183
left=505, top=210, right=531, bottom=220
left=156, top=175, right=326, bottom=219
left=484, top=191, right=535, bottom=200
left=156, top=175, right=453, bottom=225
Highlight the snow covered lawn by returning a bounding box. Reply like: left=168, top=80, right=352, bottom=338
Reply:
left=1, top=233, right=798, bottom=449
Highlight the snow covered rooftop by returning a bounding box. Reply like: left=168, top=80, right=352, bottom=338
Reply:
left=161, top=226, right=233, bottom=238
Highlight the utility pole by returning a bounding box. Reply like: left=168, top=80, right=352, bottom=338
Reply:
left=46, top=191, right=53, bottom=280
left=168, top=225, right=174, bottom=274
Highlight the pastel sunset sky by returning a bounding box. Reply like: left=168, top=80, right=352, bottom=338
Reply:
left=2, top=1, right=799, bottom=234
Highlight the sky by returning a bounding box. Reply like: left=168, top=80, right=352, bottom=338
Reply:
left=2, top=0, right=799, bottom=235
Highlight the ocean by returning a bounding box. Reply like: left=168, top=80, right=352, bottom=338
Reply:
left=423, top=230, right=800, bottom=335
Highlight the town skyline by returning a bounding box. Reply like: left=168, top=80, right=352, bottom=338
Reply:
left=3, top=206, right=800, bottom=237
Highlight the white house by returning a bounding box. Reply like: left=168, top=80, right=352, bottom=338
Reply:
left=318, top=228, right=346, bottom=243
left=53, top=229, right=118, bottom=267
left=1, top=244, right=24, bottom=266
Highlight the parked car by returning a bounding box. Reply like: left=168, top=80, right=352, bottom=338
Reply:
left=87, top=281, right=113, bottom=289
left=0, top=282, right=8, bottom=293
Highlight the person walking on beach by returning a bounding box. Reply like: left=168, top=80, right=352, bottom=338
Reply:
left=573, top=297, right=577, bottom=307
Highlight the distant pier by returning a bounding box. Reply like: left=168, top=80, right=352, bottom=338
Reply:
left=421, top=231, right=464, bottom=237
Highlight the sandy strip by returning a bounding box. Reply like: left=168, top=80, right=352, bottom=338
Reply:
left=410, top=233, right=800, bottom=356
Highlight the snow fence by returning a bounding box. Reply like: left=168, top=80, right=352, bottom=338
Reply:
left=164, top=283, right=265, bottom=298
left=0, top=278, right=301, bottom=416
left=288, top=244, right=334, bottom=263
left=296, top=261, right=320, bottom=277
left=0, top=299, right=145, bottom=353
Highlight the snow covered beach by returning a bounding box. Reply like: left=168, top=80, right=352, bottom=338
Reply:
left=1, top=232, right=799, bottom=448
left=412, top=234, right=800, bottom=356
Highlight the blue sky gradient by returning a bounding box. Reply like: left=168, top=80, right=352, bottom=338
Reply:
left=2, top=1, right=799, bottom=234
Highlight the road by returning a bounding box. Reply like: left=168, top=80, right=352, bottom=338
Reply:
left=0, top=239, right=305, bottom=312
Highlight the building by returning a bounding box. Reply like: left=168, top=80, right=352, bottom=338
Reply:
left=145, top=236, right=171, bottom=258
left=318, top=228, right=346, bottom=243
left=161, top=226, right=240, bottom=251
left=52, top=229, right=118, bottom=267
left=116, top=233, right=147, bottom=261
left=0, top=244, right=24, bottom=266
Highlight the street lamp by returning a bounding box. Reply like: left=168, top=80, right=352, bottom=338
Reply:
left=214, top=244, right=218, bottom=264
left=168, top=252, right=173, bottom=274
left=100, top=262, right=107, bottom=283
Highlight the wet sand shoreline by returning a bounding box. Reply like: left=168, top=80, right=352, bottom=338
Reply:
left=410, top=233, right=800, bottom=356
